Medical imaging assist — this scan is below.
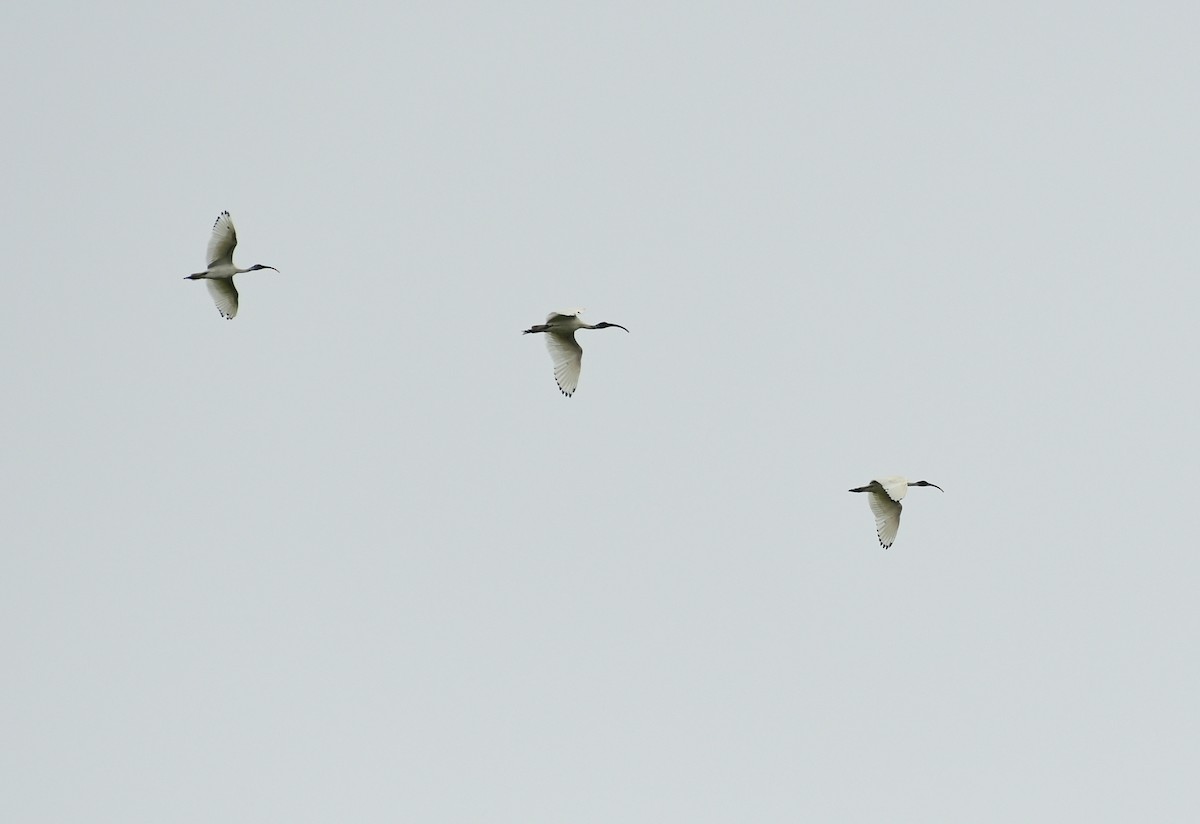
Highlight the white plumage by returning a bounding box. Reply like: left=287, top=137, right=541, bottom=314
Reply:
left=849, top=476, right=943, bottom=549
left=523, top=309, right=629, bottom=397
left=206, top=210, right=239, bottom=269
left=184, top=211, right=278, bottom=319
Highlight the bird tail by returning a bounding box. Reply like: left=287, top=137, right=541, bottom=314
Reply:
left=184, top=272, right=208, bottom=280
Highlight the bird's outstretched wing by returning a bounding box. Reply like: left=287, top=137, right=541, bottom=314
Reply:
left=868, top=489, right=903, bottom=549
left=878, top=477, right=909, bottom=502
left=206, top=278, right=239, bottom=319
left=545, top=331, right=583, bottom=396
left=207, top=211, right=238, bottom=268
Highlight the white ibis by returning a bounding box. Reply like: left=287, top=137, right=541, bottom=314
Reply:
left=522, top=309, right=629, bottom=397
left=184, top=211, right=277, bottom=319
left=849, top=477, right=943, bottom=549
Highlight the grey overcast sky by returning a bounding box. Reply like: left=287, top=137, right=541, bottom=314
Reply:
left=2, top=1, right=1196, bottom=821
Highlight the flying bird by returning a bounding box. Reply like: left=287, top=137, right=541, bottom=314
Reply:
left=523, top=309, right=629, bottom=397
left=185, top=211, right=278, bottom=318
left=849, top=476, right=943, bottom=549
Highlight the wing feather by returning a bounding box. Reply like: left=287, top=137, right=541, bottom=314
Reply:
left=207, top=211, right=238, bottom=268
left=545, top=331, right=583, bottom=396
left=868, top=490, right=903, bottom=548
left=206, top=278, right=239, bottom=319
left=878, top=477, right=909, bottom=502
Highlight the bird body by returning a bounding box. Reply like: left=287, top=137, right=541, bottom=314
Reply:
left=185, top=211, right=277, bottom=319
left=849, top=476, right=943, bottom=549
left=523, top=309, right=628, bottom=397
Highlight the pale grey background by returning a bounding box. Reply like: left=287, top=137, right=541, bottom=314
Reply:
left=2, top=1, right=1196, bottom=821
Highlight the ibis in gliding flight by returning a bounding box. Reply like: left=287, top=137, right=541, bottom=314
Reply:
left=185, top=211, right=278, bottom=319
left=523, top=309, right=629, bottom=397
left=849, top=476, right=943, bottom=549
